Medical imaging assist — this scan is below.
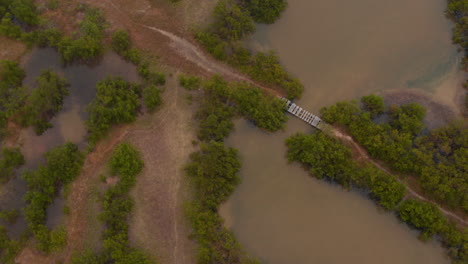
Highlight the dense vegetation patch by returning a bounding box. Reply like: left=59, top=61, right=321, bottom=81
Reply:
left=286, top=132, right=406, bottom=210
left=0, top=60, right=26, bottom=138
left=241, top=0, right=287, bottom=24
left=195, top=0, right=302, bottom=98
left=0, top=147, right=24, bottom=183
left=194, top=76, right=287, bottom=142
left=71, top=143, right=154, bottom=264
left=58, top=6, right=107, bottom=63
left=397, top=199, right=467, bottom=263
left=23, top=143, right=84, bottom=252
left=285, top=131, right=467, bottom=263
left=86, top=77, right=140, bottom=145
left=186, top=141, right=260, bottom=264
left=17, top=70, right=69, bottom=134
left=320, top=95, right=468, bottom=214
left=446, top=0, right=468, bottom=113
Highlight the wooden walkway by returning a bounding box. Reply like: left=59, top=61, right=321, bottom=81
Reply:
left=280, top=98, right=325, bottom=130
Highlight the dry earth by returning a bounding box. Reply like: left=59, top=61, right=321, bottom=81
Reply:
left=127, top=73, right=197, bottom=264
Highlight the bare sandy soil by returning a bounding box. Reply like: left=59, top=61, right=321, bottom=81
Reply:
left=0, top=36, right=27, bottom=61
left=127, top=73, right=197, bottom=264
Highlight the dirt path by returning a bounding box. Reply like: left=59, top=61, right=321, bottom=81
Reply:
left=331, top=128, right=468, bottom=226
left=127, top=75, right=196, bottom=264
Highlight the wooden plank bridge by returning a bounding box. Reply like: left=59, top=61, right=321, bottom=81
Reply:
left=280, top=98, right=325, bottom=130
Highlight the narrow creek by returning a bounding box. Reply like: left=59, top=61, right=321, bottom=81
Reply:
left=221, top=0, right=464, bottom=263
left=0, top=48, right=139, bottom=238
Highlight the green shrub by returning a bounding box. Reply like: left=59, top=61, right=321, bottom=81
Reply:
left=109, top=143, right=144, bottom=178
left=17, top=70, right=69, bottom=135
left=46, top=0, right=59, bottom=10
left=398, top=199, right=446, bottom=240
left=179, top=74, right=201, bottom=90
left=86, top=77, right=140, bottom=144
left=57, top=7, right=106, bottom=63
left=213, top=0, right=255, bottom=41
left=9, top=0, right=38, bottom=26
left=0, top=147, right=24, bottom=183
left=232, top=82, right=287, bottom=131
left=142, top=85, right=161, bottom=112
left=244, top=0, right=287, bottom=24
left=361, top=94, right=384, bottom=117
left=195, top=31, right=227, bottom=61
left=0, top=13, right=22, bottom=39
left=23, top=143, right=84, bottom=252
left=123, top=48, right=141, bottom=65
left=111, top=30, right=131, bottom=55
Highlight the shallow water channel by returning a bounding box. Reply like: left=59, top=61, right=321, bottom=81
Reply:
left=221, top=0, right=463, bottom=263
left=0, top=48, right=139, bottom=237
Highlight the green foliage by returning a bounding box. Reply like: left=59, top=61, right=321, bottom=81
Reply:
left=112, top=30, right=131, bottom=55
left=23, top=143, right=84, bottom=252
left=86, top=77, right=140, bottom=144
left=22, top=27, right=63, bottom=47
left=109, top=143, right=144, bottom=178
left=9, top=0, right=38, bottom=25
left=0, top=13, right=22, bottom=38
left=0, top=147, right=24, bottom=183
left=360, top=94, right=384, bottom=117
left=321, top=95, right=468, bottom=214
left=232, top=82, right=287, bottom=131
left=71, top=143, right=154, bottom=264
left=195, top=1, right=302, bottom=98
left=233, top=51, right=304, bottom=99
left=186, top=142, right=259, bottom=264
left=187, top=141, right=241, bottom=209
left=447, top=0, right=468, bottom=71
left=286, top=132, right=355, bottom=186
left=194, top=31, right=228, bottom=61
left=213, top=0, right=255, bottom=41
left=0, top=209, right=19, bottom=224
left=142, top=85, right=161, bottom=112
left=389, top=103, right=426, bottom=135
left=138, top=63, right=165, bottom=85
left=58, top=7, right=106, bottom=63
left=0, top=60, right=26, bottom=137
left=17, top=70, right=69, bottom=135
left=243, top=0, right=287, bottom=24
left=398, top=199, right=446, bottom=240
left=286, top=132, right=406, bottom=209
left=46, top=0, right=59, bottom=10
left=179, top=74, right=201, bottom=90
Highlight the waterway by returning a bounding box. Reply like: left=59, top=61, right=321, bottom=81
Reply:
left=221, top=0, right=463, bottom=263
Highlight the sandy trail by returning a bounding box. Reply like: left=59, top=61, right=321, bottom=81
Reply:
left=331, top=128, right=468, bottom=226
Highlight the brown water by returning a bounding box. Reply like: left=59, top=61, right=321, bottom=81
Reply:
left=222, top=0, right=461, bottom=263
left=0, top=48, right=139, bottom=236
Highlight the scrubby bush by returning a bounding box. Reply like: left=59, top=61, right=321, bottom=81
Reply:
left=232, top=82, right=287, bottom=131
left=179, top=74, right=201, bottom=90
left=111, top=30, right=131, bottom=55
left=361, top=94, right=384, bottom=117
left=57, top=6, right=106, bottom=63
left=17, top=70, right=69, bottom=134
left=86, top=77, right=140, bottom=144
left=81, top=143, right=152, bottom=263
left=398, top=199, right=446, bottom=240
left=213, top=0, right=255, bottom=41
left=142, top=85, right=161, bottom=112
left=23, top=143, right=84, bottom=252
left=243, top=0, right=287, bottom=24
left=0, top=147, right=24, bottom=183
